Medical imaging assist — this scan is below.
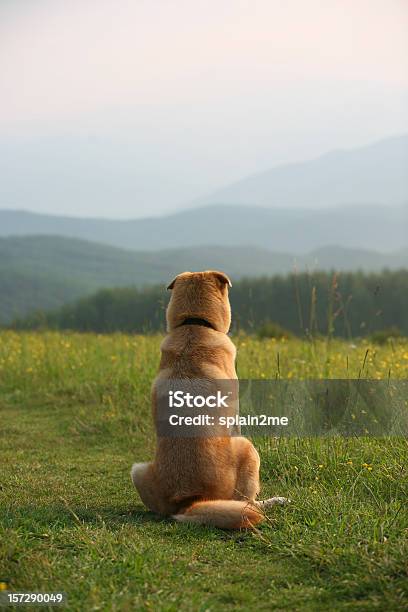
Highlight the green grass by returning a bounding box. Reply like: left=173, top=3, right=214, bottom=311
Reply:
left=1, top=332, right=407, bottom=610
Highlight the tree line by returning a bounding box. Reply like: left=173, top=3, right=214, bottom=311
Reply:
left=10, top=270, right=408, bottom=339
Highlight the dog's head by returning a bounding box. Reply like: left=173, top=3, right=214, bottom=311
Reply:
left=166, top=270, right=232, bottom=333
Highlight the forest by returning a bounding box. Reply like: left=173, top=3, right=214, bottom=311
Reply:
left=10, top=269, right=408, bottom=339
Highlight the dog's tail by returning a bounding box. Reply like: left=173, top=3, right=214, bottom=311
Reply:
left=172, top=497, right=288, bottom=530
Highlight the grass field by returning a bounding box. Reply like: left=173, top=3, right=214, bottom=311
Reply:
left=1, top=331, right=407, bottom=610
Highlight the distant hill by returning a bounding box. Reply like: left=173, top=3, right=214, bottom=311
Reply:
left=1, top=202, right=407, bottom=254
left=0, top=235, right=407, bottom=323
left=1, top=134, right=407, bottom=253
left=197, top=133, right=408, bottom=208
left=1, top=132, right=407, bottom=219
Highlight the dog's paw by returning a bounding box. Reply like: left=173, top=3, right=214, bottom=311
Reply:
left=257, top=496, right=291, bottom=508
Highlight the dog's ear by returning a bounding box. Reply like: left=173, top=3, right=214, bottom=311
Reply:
left=167, top=275, right=178, bottom=290
left=212, top=271, right=232, bottom=288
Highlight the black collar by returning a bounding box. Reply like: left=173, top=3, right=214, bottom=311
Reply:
left=178, top=317, right=215, bottom=330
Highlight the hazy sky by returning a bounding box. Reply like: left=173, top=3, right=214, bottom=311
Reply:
left=1, top=0, right=407, bottom=218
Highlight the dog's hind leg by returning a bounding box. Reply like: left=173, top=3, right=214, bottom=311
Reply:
left=230, top=438, right=291, bottom=507
left=131, top=462, right=151, bottom=488
left=231, top=437, right=261, bottom=502
left=131, top=462, right=162, bottom=514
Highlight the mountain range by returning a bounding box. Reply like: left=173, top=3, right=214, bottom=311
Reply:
left=1, top=134, right=407, bottom=253
left=1, top=202, right=407, bottom=254
left=196, top=133, right=408, bottom=208
left=1, top=133, right=407, bottom=324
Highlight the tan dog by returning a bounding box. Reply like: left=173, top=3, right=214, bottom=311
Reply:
left=131, top=270, right=287, bottom=529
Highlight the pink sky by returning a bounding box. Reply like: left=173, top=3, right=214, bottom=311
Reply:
left=0, top=0, right=407, bottom=216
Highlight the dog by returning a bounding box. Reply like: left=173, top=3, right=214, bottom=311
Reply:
left=131, top=270, right=287, bottom=529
